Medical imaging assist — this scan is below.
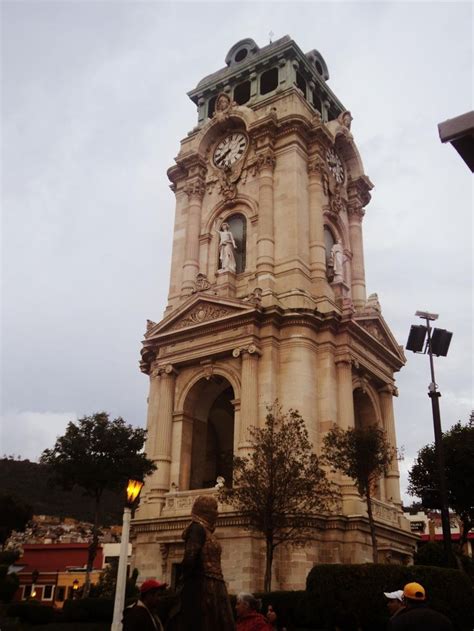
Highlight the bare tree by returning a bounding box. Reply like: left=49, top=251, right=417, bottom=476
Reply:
left=219, top=403, right=337, bottom=592
left=322, top=425, right=394, bottom=563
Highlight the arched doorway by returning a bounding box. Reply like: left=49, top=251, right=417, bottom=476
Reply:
left=353, top=387, right=383, bottom=500
left=183, top=376, right=235, bottom=490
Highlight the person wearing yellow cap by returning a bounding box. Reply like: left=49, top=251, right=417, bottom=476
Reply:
left=387, top=582, right=453, bottom=630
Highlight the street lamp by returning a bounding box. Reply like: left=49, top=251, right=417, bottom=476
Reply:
left=406, top=310, right=454, bottom=565
left=111, top=479, right=144, bottom=631
left=72, top=579, right=79, bottom=599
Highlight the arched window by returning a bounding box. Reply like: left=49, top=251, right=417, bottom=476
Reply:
left=218, top=213, right=247, bottom=273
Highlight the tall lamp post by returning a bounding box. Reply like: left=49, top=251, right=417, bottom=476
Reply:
left=111, top=479, right=143, bottom=631
left=406, top=310, right=454, bottom=565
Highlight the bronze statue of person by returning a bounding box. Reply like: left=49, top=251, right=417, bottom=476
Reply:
left=166, top=495, right=234, bottom=631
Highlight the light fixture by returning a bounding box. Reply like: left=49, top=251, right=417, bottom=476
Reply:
left=126, top=479, right=144, bottom=506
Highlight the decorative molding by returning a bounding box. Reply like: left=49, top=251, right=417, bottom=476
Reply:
left=244, top=287, right=263, bottom=306
left=347, top=175, right=373, bottom=208
left=192, top=273, right=212, bottom=293
left=146, top=319, right=157, bottom=332
left=168, top=303, right=236, bottom=331
left=347, top=200, right=365, bottom=220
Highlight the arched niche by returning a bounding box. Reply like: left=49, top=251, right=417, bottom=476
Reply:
left=352, top=386, right=384, bottom=500
left=183, top=376, right=235, bottom=490
left=217, top=213, right=247, bottom=274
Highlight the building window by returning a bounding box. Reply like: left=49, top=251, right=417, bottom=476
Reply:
left=43, top=585, right=54, bottom=601
left=295, top=71, right=306, bottom=97
left=260, top=68, right=278, bottom=95
left=23, top=585, right=32, bottom=600
left=235, top=48, right=248, bottom=62
left=208, top=96, right=217, bottom=119
left=234, top=81, right=251, bottom=105
left=312, top=90, right=322, bottom=114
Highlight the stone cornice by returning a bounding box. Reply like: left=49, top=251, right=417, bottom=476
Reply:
left=347, top=174, right=373, bottom=208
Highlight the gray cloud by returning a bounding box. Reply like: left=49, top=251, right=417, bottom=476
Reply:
left=2, top=2, right=472, bottom=502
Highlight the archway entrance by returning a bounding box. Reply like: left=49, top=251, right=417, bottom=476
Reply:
left=184, top=376, right=235, bottom=490
left=353, top=387, right=383, bottom=500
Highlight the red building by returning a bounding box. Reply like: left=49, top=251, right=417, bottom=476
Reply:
left=14, top=543, right=103, bottom=606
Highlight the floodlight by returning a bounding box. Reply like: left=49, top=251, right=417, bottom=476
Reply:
left=406, top=325, right=427, bottom=353
left=430, top=328, right=453, bottom=357
left=415, top=310, right=439, bottom=321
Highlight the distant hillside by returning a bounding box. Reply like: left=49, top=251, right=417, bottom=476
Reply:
left=0, top=458, right=123, bottom=525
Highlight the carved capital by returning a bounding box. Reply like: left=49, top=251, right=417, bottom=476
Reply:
left=233, top=344, right=261, bottom=358
left=379, top=384, right=398, bottom=397
left=347, top=175, right=373, bottom=208
left=307, top=154, right=327, bottom=182
left=254, top=149, right=276, bottom=175
left=184, top=179, right=206, bottom=200
left=245, top=287, right=263, bottom=306
left=347, top=200, right=365, bottom=220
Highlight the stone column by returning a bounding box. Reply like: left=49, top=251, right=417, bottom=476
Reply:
left=347, top=177, right=372, bottom=309
left=145, top=364, right=161, bottom=463
left=233, top=345, right=260, bottom=452
left=379, top=385, right=402, bottom=506
left=147, top=364, right=177, bottom=515
left=307, top=155, right=330, bottom=294
left=347, top=202, right=366, bottom=308
left=256, top=149, right=276, bottom=290
left=335, top=357, right=355, bottom=431
left=182, top=178, right=205, bottom=295
left=335, top=356, right=359, bottom=511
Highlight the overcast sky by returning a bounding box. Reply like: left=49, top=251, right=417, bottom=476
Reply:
left=1, top=1, right=472, bottom=501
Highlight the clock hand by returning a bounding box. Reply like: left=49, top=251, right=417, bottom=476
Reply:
left=216, top=147, right=231, bottom=165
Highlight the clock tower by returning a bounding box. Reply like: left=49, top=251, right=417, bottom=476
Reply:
left=132, top=36, right=416, bottom=591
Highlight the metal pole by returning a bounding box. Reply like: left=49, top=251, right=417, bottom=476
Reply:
left=111, top=506, right=131, bottom=631
left=424, top=318, right=454, bottom=565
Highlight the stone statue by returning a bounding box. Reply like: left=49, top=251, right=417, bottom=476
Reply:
left=217, top=222, right=237, bottom=273
left=330, top=239, right=345, bottom=281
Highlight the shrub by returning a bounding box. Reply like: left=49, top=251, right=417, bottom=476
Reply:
left=62, top=598, right=114, bottom=623
left=6, top=601, right=55, bottom=625
left=414, top=542, right=450, bottom=567
left=306, top=564, right=474, bottom=631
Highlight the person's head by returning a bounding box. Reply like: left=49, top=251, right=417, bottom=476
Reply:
left=384, top=590, right=404, bottom=616
left=191, top=495, right=219, bottom=529
left=221, top=222, right=229, bottom=231
left=235, top=592, right=261, bottom=618
left=139, top=579, right=167, bottom=608
left=403, top=582, right=426, bottom=606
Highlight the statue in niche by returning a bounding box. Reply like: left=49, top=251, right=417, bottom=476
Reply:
left=217, top=222, right=237, bottom=273
left=330, top=239, right=345, bottom=282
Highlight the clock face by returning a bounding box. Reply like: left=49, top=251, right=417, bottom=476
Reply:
left=326, top=147, right=345, bottom=184
left=213, top=132, right=248, bottom=169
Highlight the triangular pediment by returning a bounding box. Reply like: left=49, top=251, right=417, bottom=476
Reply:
left=354, top=313, right=406, bottom=363
left=145, top=295, right=257, bottom=339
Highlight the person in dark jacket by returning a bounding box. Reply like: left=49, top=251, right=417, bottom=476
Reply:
left=123, top=579, right=167, bottom=631
left=387, top=582, right=453, bottom=631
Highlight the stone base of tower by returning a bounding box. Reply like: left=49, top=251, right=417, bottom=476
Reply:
left=131, top=490, right=417, bottom=593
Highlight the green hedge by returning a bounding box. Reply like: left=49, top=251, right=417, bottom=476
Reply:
left=305, top=564, right=474, bottom=631
left=62, top=598, right=114, bottom=623
left=6, top=601, right=55, bottom=625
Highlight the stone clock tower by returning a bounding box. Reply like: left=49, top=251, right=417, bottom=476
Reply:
left=132, top=36, right=416, bottom=591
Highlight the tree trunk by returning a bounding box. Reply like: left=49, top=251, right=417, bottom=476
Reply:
left=83, top=494, right=101, bottom=598
left=366, top=488, right=378, bottom=564
left=458, top=518, right=471, bottom=556
left=264, top=537, right=274, bottom=592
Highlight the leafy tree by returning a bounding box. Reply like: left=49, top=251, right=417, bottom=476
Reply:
left=408, top=417, right=474, bottom=554
left=0, top=495, right=32, bottom=549
left=219, top=403, right=336, bottom=592
left=41, top=412, right=156, bottom=596
left=0, top=550, right=20, bottom=603
left=322, top=425, right=395, bottom=563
